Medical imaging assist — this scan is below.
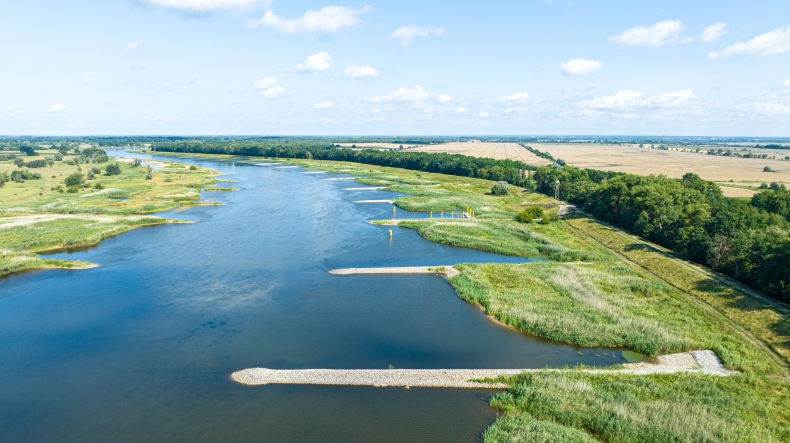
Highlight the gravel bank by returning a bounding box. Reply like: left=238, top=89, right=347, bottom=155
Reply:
left=231, top=351, right=735, bottom=388
left=329, top=266, right=460, bottom=278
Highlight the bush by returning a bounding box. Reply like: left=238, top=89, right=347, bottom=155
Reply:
left=516, top=206, right=544, bottom=223
left=11, top=170, right=41, bottom=181
left=64, top=172, right=84, bottom=187
left=86, top=170, right=95, bottom=180
left=145, top=173, right=153, bottom=180
left=189, top=165, right=198, bottom=170
left=164, top=175, right=173, bottom=182
left=14, top=158, right=24, bottom=168
left=541, top=209, right=561, bottom=224
left=93, top=182, right=104, bottom=190
left=556, top=158, right=566, bottom=166
left=0, top=172, right=8, bottom=187
left=105, top=163, right=122, bottom=176
left=24, top=159, right=47, bottom=168
left=764, top=166, right=774, bottom=172
left=491, top=181, right=509, bottom=195
left=66, top=185, right=80, bottom=193
left=54, top=153, right=64, bottom=161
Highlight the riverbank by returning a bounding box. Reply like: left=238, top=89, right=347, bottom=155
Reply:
left=0, top=149, right=221, bottom=278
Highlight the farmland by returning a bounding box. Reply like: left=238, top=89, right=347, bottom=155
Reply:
left=406, top=142, right=553, bottom=165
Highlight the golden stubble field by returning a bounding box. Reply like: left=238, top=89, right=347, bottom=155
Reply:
left=406, top=142, right=553, bottom=165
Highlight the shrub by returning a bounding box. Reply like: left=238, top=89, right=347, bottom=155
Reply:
left=541, top=209, right=561, bottom=224
left=491, top=181, right=509, bottom=195
left=14, top=158, right=24, bottom=168
left=93, top=182, right=104, bottom=190
left=516, top=206, right=544, bottom=223
left=64, top=172, right=84, bottom=187
left=189, top=165, right=198, bottom=170
left=24, top=159, right=48, bottom=168
left=145, top=173, right=153, bottom=180
left=164, top=175, right=173, bottom=182
left=0, top=172, right=8, bottom=187
left=11, top=170, right=41, bottom=181
left=86, top=170, right=95, bottom=180
left=105, top=163, right=122, bottom=176
left=66, top=185, right=80, bottom=193
left=556, top=158, right=566, bottom=166
left=91, top=167, right=101, bottom=174
left=764, top=166, right=774, bottom=172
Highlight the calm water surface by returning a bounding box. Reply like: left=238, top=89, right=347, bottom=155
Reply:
left=0, top=152, right=620, bottom=442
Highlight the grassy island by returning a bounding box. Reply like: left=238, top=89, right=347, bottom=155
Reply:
left=0, top=149, right=220, bottom=277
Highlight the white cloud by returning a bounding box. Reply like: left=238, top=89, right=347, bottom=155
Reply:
left=49, top=103, right=68, bottom=112
left=559, top=59, right=603, bottom=76
left=455, top=107, right=468, bottom=113
left=609, top=20, right=685, bottom=47
left=365, top=86, right=429, bottom=103
left=783, top=79, right=790, bottom=87
left=138, top=0, right=268, bottom=13
left=8, top=107, right=22, bottom=116
left=247, top=6, right=371, bottom=34
left=504, top=106, right=527, bottom=115
left=313, top=100, right=334, bottom=109
left=370, top=108, right=380, bottom=114
left=737, top=93, right=790, bottom=115
left=124, top=40, right=147, bottom=52
left=83, top=77, right=96, bottom=84
left=493, top=92, right=531, bottom=107
left=296, top=51, right=333, bottom=72
left=693, top=22, right=727, bottom=43
left=253, top=77, right=278, bottom=89
left=477, top=111, right=490, bottom=118
left=389, top=25, right=444, bottom=47
left=577, top=89, right=694, bottom=110
left=610, top=21, right=727, bottom=47
left=261, top=85, right=285, bottom=99
left=709, top=26, right=790, bottom=59
left=343, top=63, right=380, bottom=79
left=348, top=105, right=355, bottom=110
left=434, top=94, right=452, bottom=104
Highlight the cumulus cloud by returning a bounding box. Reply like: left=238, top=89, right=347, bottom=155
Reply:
left=577, top=89, right=694, bottom=110
left=137, top=0, right=268, bottom=13
left=455, top=107, right=468, bottom=113
left=253, top=77, right=278, bottom=89
left=313, top=100, right=334, bottom=109
left=477, top=111, right=490, bottom=118
left=609, top=21, right=726, bottom=47
left=389, top=25, right=444, bottom=47
left=738, top=93, right=790, bottom=115
left=783, top=79, right=790, bottom=87
left=559, top=59, right=603, bottom=76
left=434, top=94, right=452, bottom=104
left=124, top=40, right=147, bottom=52
left=365, top=86, right=429, bottom=103
left=247, top=6, right=371, bottom=34
left=252, top=77, right=284, bottom=99
left=709, top=26, right=790, bottom=59
left=49, top=103, right=68, bottom=112
left=343, top=63, right=380, bottom=79
left=493, top=92, right=531, bottom=107
left=296, top=51, right=333, bottom=72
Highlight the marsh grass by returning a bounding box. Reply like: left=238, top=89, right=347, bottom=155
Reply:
left=565, top=212, right=790, bottom=369
left=484, top=372, right=789, bottom=443
left=399, top=219, right=614, bottom=262
left=450, top=263, right=764, bottom=368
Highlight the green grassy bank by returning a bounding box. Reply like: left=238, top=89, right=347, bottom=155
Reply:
left=0, top=151, right=220, bottom=277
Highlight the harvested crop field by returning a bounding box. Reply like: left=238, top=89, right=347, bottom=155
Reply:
left=528, top=144, right=790, bottom=183
left=407, top=142, right=553, bottom=165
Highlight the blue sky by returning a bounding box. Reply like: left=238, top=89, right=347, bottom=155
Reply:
left=1, top=0, right=789, bottom=136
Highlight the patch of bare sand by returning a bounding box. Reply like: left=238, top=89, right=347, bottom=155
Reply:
left=0, top=214, right=159, bottom=229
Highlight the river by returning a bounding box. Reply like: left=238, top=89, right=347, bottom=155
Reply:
left=0, top=152, right=620, bottom=442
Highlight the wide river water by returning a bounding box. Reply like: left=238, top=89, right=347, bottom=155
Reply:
left=0, top=152, right=621, bottom=442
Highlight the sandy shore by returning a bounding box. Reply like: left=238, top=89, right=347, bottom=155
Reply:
left=230, top=351, right=734, bottom=388
left=330, top=266, right=460, bottom=278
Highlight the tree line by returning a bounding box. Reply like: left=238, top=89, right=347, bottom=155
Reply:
left=533, top=165, right=790, bottom=302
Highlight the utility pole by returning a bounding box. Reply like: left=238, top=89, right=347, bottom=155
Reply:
left=555, top=179, right=560, bottom=202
